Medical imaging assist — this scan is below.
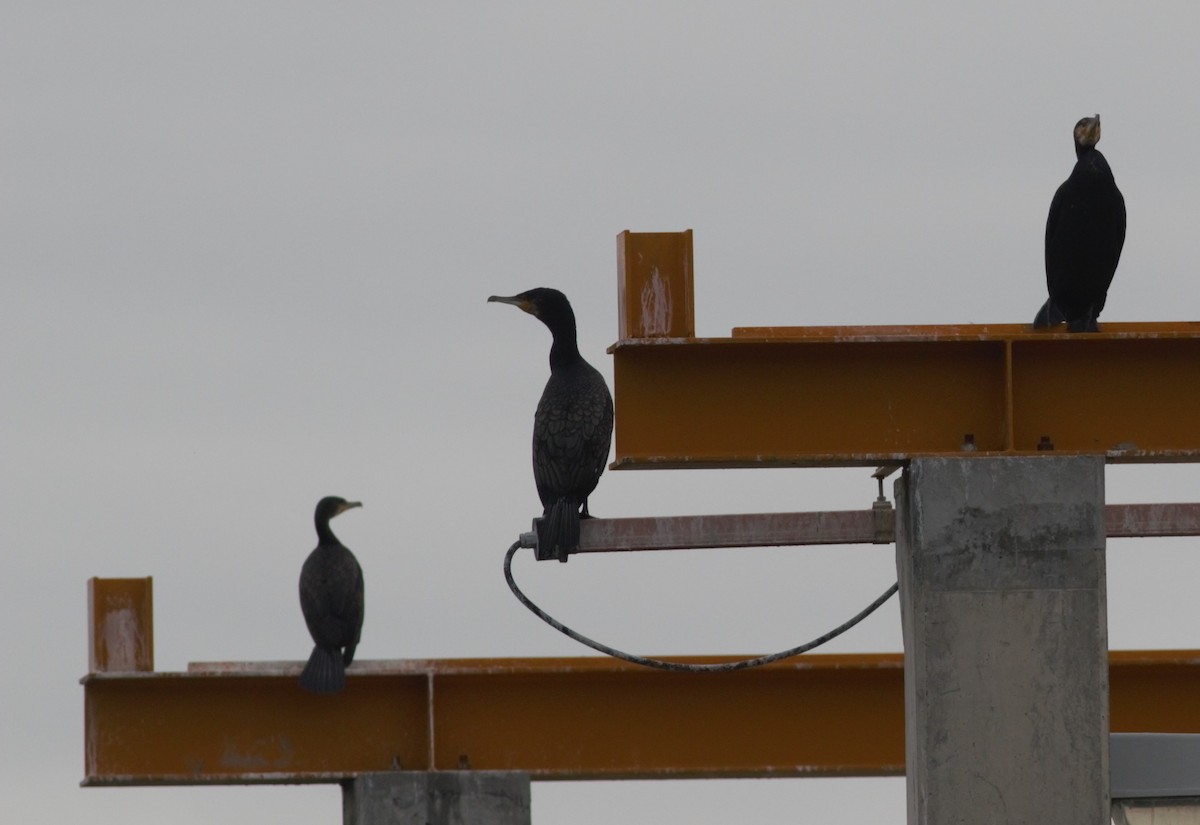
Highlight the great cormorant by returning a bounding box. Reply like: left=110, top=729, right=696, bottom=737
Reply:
left=298, top=496, right=364, bottom=694
left=1035, top=114, right=1126, bottom=332
left=489, top=288, right=614, bottom=562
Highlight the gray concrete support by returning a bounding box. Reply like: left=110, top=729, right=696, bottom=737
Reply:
left=896, top=456, right=1109, bottom=825
left=343, top=772, right=531, bottom=825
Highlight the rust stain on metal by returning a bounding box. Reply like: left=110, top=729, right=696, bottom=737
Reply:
left=220, top=735, right=296, bottom=772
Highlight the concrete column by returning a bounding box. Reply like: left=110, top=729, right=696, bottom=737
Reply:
left=896, top=456, right=1109, bottom=825
left=343, top=772, right=531, bottom=825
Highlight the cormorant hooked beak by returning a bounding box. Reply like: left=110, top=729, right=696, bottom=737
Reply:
left=488, top=294, right=537, bottom=316
left=1075, top=114, right=1101, bottom=148
left=336, top=501, right=363, bottom=517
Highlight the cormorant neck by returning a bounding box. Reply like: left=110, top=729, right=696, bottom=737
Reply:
left=1075, top=143, right=1096, bottom=162
left=545, top=316, right=582, bottom=371
left=315, top=518, right=342, bottom=547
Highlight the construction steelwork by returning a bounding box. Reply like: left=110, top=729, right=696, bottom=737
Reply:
left=84, top=231, right=1200, bottom=824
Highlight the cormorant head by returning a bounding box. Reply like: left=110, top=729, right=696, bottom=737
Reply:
left=315, top=496, right=362, bottom=523
left=488, top=288, right=575, bottom=326
left=1074, top=114, right=1101, bottom=149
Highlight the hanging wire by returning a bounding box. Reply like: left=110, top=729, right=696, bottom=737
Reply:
left=503, top=540, right=899, bottom=673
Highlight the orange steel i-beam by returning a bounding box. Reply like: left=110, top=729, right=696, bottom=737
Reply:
left=85, top=655, right=907, bottom=784
left=611, top=231, right=1200, bottom=467
left=85, top=515, right=1200, bottom=788
left=88, top=577, right=153, bottom=673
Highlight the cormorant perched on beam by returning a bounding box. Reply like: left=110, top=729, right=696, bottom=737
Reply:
left=1034, top=114, right=1126, bottom=332
left=489, top=288, right=614, bottom=562
left=299, top=496, right=364, bottom=694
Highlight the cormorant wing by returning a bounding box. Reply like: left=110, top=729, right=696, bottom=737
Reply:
left=1044, top=180, right=1068, bottom=288
left=299, top=550, right=363, bottom=648
left=532, top=370, right=613, bottom=507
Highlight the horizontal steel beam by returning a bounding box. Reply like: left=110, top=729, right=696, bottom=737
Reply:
left=574, top=503, right=1200, bottom=553
left=610, top=231, right=1200, bottom=468
left=610, top=326, right=1200, bottom=468
left=83, top=651, right=1200, bottom=785
left=578, top=509, right=882, bottom=551
left=83, top=654, right=905, bottom=784
left=1106, top=502, right=1200, bottom=538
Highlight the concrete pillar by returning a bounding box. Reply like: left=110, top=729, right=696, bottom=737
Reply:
left=896, top=456, right=1109, bottom=825
left=343, top=772, right=531, bottom=825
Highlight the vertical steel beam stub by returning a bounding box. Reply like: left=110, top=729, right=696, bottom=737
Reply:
left=88, top=577, right=154, bottom=673
left=616, top=230, right=695, bottom=340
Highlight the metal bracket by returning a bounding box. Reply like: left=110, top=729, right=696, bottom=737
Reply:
left=871, top=466, right=900, bottom=544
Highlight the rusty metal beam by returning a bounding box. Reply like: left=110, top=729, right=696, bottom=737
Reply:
left=84, top=668, right=430, bottom=784
left=88, top=577, right=153, bottom=673
left=82, top=653, right=905, bottom=784
left=1105, top=503, right=1200, bottom=538
left=578, top=509, right=880, bottom=551
left=1111, top=651, right=1200, bottom=733
left=617, top=230, right=694, bottom=339
left=574, top=503, right=1200, bottom=553
left=84, top=654, right=905, bottom=784
left=610, top=328, right=1200, bottom=468
left=83, top=651, right=1200, bottom=785
left=610, top=231, right=1200, bottom=468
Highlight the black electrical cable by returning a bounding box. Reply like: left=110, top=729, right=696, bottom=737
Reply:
left=503, top=540, right=899, bottom=673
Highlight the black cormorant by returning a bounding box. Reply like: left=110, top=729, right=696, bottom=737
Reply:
left=1035, top=114, right=1126, bottom=332
left=298, top=496, right=364, bottom=694
left=489, top=288, right=614, bottom=562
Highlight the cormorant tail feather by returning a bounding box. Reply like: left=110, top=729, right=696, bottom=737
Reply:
left=544, top=498, right=581, bottom=563
left=300, top=646, right=346, bottom=694
left=1033, top=299, right=1065, bottom=329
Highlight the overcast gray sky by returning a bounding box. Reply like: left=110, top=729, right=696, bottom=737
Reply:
left=4, top=2, right=1200, bottom=822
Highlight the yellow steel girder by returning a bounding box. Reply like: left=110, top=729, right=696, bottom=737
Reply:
left=83, top=650, right=1200, bottom=785
left=611, top=231, right=1200, bottom=467
left=84, top=540, right=1200, bottom=787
